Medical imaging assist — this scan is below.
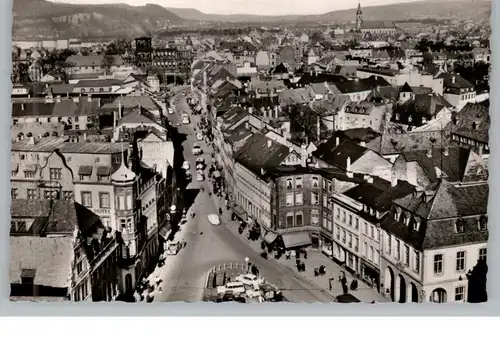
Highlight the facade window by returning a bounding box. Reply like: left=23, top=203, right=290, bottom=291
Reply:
left=354, top=237, right=359, bottom=251
left=342, top=211, right=346, bottom=223
left=342, top=230, right=346, bottom=243
left=127, top=218, right=132, bottom=232
left=11, top=189, right=18, bottom=200
left=327, top=219, right=332, bottom=232
left=25, top=171, right=35, bottom=178
left=295, top=177, right=302, bottom=189
left=336, top=208, right=340, bottom=219
left=363, top=241, right=367, bottom=256
left=296, top=212, right=303, bottom=227
left=404, top=245, right=410, bottom=265
left=286, top=178, right=293, bottom=189
left=456, top=251, right=466, bottom=272
left=336, top=226, right=340, bottom=240
left=376, top=229, right=380, bottom=241
left=99, top=192, right=110, bottom=208
left=49, top=168, right=62, bottom=180
left=312, top=176, right=319, bottom=188
left=456, top=219, right=465, bottom=233
left=120, top=219, right=126, bottom=230
left=348, top=214, right=353, bottom=226
left=295, top=193, right=303, bottom=205
left=455, top=286, right=465, bottom=302
left=395, top=239, right=400, bottom=260
left=386, top=234, right=392, bottom=254
left=311, top=209, right=319, bottom=225
left=286, top=213, right=294, bottom=227
left=479, top=248, right=487, bottom=261
left=348, top=234, right=352, bottom=248
left=355, top=218, right=359, bottom=230
left=434, top=254, right=443, bottom=274
left=371, top=225, right=375, bottom=238
left=82, top=191, right=92, bottom=207
left=414, top=250, right=420, bottom=273
left=374, top=250, right=380, bottom=265
left=286, top=193, right=294, bottom=206
left=76, top=261, right=83, bottom=275
left=27, top=189, right=36, bottom=199
left=63, top=191, right=73, bottom=200
left=323, top=194, right=328, bottom=207
left=348, top=253, right=354, bottom=268
left=311, top=192, right=319, bottom=205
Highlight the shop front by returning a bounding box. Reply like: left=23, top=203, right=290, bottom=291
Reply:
left=360, top=259, right=380, bottom=292
left=319, top=233, right=333, bottom=258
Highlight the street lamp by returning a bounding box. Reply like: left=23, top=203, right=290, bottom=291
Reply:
left=244, top=257, right=249, bottom=272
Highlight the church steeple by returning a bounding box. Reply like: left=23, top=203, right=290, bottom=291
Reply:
left=356, top=1, right=363, bottom=33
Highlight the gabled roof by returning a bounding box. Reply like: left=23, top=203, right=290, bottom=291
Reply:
left=332, top=76, right=391, bottom=94
left=450, top=102, right=489, bottom=144
left=313, top=138, right=368, bottom=169
left=234, top=134, right=291, bottom=180
left=400, top=82, right=413, bottom=93
left=442, top=73, right=474, bottom=89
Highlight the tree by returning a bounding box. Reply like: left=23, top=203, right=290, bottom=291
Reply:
left=311, top=31, right=324, bottom=45
left=106, top=38, right=132, bottom=55
left=283, top=104, right=328, bottom=144
left=467, top=259, right=487, bottom=303
left=416, top=38, right=431, bottom=53
left=102, top=55, right=115, bottom=75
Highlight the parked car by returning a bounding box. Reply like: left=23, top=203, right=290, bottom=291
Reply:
left=245, top=284, right=263, bottom=298
left=208, top=214, right=220, bottom=225
left=196, top=171, right=205, bottom=182
left=192, top=144, right=202, bottom=155
left=182, top=161, right=190, bottom=170
left=235, top=274, right=264, bottom=287
left=167, top=108, right=174, bottom=114
left=196, top=133, right=204, bottom=141
left=216, top=282, right=245, bottom=296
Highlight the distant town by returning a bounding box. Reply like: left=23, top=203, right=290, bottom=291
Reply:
left=9, top=1, right=489, bottom=304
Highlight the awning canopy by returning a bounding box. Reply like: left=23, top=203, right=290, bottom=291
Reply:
left=263, top=232, right=278, bottom=245
left=159, top=226, right=171, bottom=241
left=282, top=232, right=312, bottom=249
left=231, top=204, right=247, bottom=220
left=78, top=165, right=93, bottom=175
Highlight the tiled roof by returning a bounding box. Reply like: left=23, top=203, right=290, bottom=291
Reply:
left=10, top=236, right=74, bottom=289
left=297, top=73, right=347, bottom=86
left=449, top=102, right=489, bottom=144
left=332, top=76, right=391, bottom=94
left=223, top=123, right=253, bottom=145
left=220, top=107, right=248, bottom=130
left=442, top=73, right=474, bottom=89
left=12, top=98, right=100, bottom=118
left=12, top=136, right=126, bottom=154
left=66, top=54, right=124, bottom=67
left=313, top=138, right=368, bottom=169
left=362, top=21, right=397, bottom=29
left=311, top=95, right=350, bottom=114
left=392, top=93, right=450, bottom=125
left=278, top=87, right=316, bottom=105
left=382, top=180, right=489, bottom=250
left=10, top=199, right=79, bottom=234
left=235, top=133, right=291, bottom=179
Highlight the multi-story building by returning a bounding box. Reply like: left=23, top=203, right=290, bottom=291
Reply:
left=442, top=73, right=476, bottom=110
left=380, top=180, right=488, bottom=303
left=9, top=199, right=119, bottom=302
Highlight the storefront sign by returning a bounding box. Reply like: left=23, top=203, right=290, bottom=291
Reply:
left=91, top=208, right=111, bottom=216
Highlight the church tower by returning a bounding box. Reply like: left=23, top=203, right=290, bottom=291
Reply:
left=356, top=1, right=363, bottom=33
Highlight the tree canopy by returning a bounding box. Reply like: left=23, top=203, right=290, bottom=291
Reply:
left=283, top=104, right=329, bottom=144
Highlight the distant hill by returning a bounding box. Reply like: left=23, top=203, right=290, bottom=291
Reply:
left=168, top=0, right=491, bottom=23
left=12, top=0, right=185, bottom=39
left=11, top=0, right=491, bottom=39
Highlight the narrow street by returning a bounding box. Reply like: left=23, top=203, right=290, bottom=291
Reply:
left=151, top=90, right=336, bottom=303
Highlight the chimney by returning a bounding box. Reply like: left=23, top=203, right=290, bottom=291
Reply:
left=245, top=122, right=249, bottom=129
left=301, top=143, right=307, bottom=167
left=391, top=175, right=397, bottom=187
left=426, top=148, right=432, bottom=158
left=261, top=168, right=266, bottom=176
left=360, top=141, right=366, bottom=147
left=443, top=146, right=449, bottom=156
left=88, top=94, right=92, bottom=102
left=83, top=133, right=87, bottom=141
left=274, top=106, right=279, bottom=119
left=376, top=85, right=380, bottom=92
left=28, top=136, right=36, bottom=145
left=267, top=139, right=272, bottom=148
left=335, top=137, right=340, bottom=146
left=21, top=103, right=25, bottom=111
left=248, top=106, right=253, bottom=115
left=452, top=76, right=456, bottom=84
left=56, top=95, right=61, bottom=103
left=367, top=176, right=374, bottom=183
left=113, top=109, right=117, bottom=129
left=346, top=156, right=352, bottom=173
left=316, top=115, right=321, bottom=143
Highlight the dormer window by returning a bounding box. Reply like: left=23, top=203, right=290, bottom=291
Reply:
left=479, top=216, right=487, bottom=231
left=413, top=218, right=421, bottom=231
left=286, top=178, right=293, bottom=189
left=402, top=214, right=408, bottom=225
left=393, top=211, right=399, bottom=221
left=456, top=219, right=465, bottom=233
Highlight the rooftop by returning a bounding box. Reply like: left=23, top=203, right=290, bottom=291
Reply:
left=12, top=137, right=126, bottom=154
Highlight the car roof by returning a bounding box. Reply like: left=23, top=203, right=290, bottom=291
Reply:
left=227, top=282, right=244, bottom=287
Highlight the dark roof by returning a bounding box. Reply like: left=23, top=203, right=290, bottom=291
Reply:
left=234, top=134, right=291, bottom=180
left=74, top=202, right=103, bottom=234
left=382, top=180, right=488, bottom=250
left=219, top=106, right=248, bottom=130
left=297, top=73, right=347, bottom=86
left=443, top=73, right=474, bottom=89
left=333, top=76, right=391, bottom=94
left=313, top=138, right=368, bottom=168
left=392, top=93, right=451, bottom=125
left=450, top=102, right=490, bottom=144
left=10, top=200, right=78, bottom=235
left=400, top=147, right=481, bottom=184
left=400, top=82, right=413, bottom=93
left=12, top=98, right=100, bottom=118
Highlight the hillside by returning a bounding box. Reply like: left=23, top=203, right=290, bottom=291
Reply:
left=11, top=0, right=491, bottom=39
left=168, top=0, right=491, bottom=23
left=12, top=0, right=185, bottom=39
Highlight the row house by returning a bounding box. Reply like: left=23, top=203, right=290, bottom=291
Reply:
left=449, top=102, right=490, bottom=156
left=65, top=55, right=126, bottom=77
left=233, top=134, right=301, bottom=228
left=357, top=67, right=444, bottom=95
left=331, top=76, right=392, bottom=103
left=9, top=199, right=119, bottom=302
left=12, top=96, right=101, bottom=132
left=441, top=73, right=477, bottom=110
left=336, top=100, right=387, bottom=133
left=380, top=180, right=488, bottom=303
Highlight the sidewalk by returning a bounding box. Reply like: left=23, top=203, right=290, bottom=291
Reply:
left=210, top=193, right=388, bottom=303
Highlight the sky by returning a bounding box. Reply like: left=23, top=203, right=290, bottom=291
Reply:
left=49, top=0, right=426, bottom=16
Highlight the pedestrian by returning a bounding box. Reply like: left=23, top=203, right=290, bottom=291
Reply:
left=304, top=250, right=308, bottom=259
left=328, top=278, right=334, bottom=291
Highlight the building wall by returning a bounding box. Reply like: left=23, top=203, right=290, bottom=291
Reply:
left=137, top=137, right=174, bottom=179
left=421, top=242, right=487, bottom=303
left=235, top=163, right=272, bottom=228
